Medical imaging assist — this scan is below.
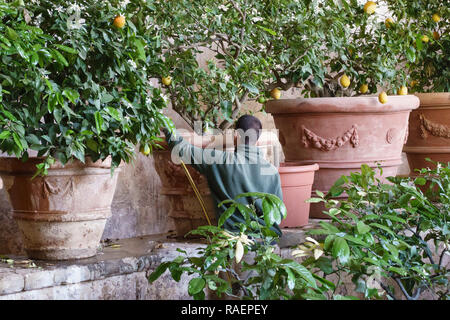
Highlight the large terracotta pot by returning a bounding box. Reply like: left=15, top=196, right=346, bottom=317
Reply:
left=153, top=145, right=217, bottom=238
left=266, top=96, right=420, bottom=218
left=154, top=131, right=280, bottom=237
left=403, top=92, right=450, bottom=174
left=0, top=157, right=120, bottom=260
left=279, top=163, right=319, bottom=228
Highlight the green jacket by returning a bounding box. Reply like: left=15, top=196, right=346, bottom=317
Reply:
left=163, top=128, right=283, bottom=236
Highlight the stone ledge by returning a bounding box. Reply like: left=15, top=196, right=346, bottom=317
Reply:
left=0, top=233, right=195, bottom=297
left=0, top=224, right=320, bottom=299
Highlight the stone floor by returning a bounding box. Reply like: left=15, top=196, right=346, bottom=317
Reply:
left=0, top=223, right=320, bottom=300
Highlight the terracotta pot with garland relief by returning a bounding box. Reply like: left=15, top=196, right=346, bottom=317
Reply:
left=0, top=157, right=121, bottom=260
left=266, top=95, right=420, bottom=218
left=403, top=92, right=450, bottom=175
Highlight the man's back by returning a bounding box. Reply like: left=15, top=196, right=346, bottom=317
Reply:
left=164, top=128, right=283, bottom=236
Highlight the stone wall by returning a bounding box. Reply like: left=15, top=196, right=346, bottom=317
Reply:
left=0, top=236, right=200, bottom=300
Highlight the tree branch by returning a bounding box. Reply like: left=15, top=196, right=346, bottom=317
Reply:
left=167, top=86, right=195, bottom=128
left=304, top=79, right=323, bottom=97
left=227, top=267, right=250, bottom=297
left=219, top=90, right=249, bottom=130
left=439, top=249, right=448, bottom=269
left=379, top=282, right=397, bottom=300
left=265, top=69, right=295, bottom=92
left=394, top=277, right=414, bottom=300
left=228, top=0, right=246, bottom=59
left=406, top=226, right=436, bottom=265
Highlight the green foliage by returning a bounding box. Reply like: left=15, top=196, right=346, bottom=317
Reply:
left=385, top=0, right=449, bottom=92
left=149, top=0, right=412, bottom=130
left=148, top=192, right=339, bottom=300
left=305, top=162, right=450, bottom=300
left=0, top=0, right=170, bottom=173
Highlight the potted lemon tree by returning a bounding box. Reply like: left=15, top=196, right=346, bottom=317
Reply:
left=262, top=0, right=421, bottom=217
left=148, top=0, right=322, bottom=233
left=148, top=0, right=419, bottom=222
left=0, top=1, right=169, bottom=260
left=383, top=1, right=449, bottom=174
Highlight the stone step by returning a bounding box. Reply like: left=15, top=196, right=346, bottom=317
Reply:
left=0, top=224, right=325, bottom=300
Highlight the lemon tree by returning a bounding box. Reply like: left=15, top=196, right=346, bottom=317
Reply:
left=0, top=1, right=170, bottom=174
left=148, top=192, right=341, bottom=300
left=385, top=0, right=449, bottom=92
left=306, top=163, right=450, bottom=300
left=149, top=0, right=411, bottom=131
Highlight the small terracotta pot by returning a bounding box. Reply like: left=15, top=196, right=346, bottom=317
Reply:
left=267, top=96, right=420, bottom=218
left=403, top=92, right=450, bottom=174
left=0, top=157, right=120, bottom=260
left=279, top=163, right=319, bottom=228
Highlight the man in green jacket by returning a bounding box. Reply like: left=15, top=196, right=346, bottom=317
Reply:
left=162, top=115, right=283, bottom=237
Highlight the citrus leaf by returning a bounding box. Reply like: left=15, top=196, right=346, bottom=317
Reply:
left=218, top=206, right=236, bottom=227
left=332, top=237, right=350, bottom=264
left=188, top=277, right=206, bottom=296
left=356, top=221, right=371, bottom=234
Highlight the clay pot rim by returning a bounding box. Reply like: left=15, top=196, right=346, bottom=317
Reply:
left=278, top=163, right=319, bottom=173
left=266, top=95, right=420, bottom=114
left=413, top=92, right=450, bottom=108
left=0, top=156, right=119, bottom=172
left=155, top=131, right=277, bottom=150
left=403, top=146, right=450, bottom=154
left=288, top=158, right=403, bottom=169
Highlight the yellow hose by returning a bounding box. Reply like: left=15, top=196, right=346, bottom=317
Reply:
left=180, top=160, right=234, bottom=288
left=179, top=160, right=212, bottom=226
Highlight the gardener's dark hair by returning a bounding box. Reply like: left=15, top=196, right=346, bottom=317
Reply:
left=235, top=115, right=262, bottom=145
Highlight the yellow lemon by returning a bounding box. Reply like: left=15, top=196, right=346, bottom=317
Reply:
left=359, top=84, right=369, bottom=94
left=113, top=15, right=126, bottom=29
left=432, top=13, right=440, bottom=23
left=398, top=86, right=408, bottom=95
left=140, top=144, right=151, bottom=156
left=340, top=74, right=350, bottom=88
left=385, top=18, right=394, bottom=28
left=410, top=80, right=417, bottom=87
left=162, top=76, right=172, bottom=86
left=378, top=91, right=388, bottom=104
left=421, top=35, right=429, bottom=43
left=433, top=31, right=440, bottom=40
left=270, top=88, right=281, bottom=100
left=363, top=1, right=376, bottom=15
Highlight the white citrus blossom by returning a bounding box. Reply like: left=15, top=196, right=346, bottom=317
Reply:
left=219, top=231, right=254, bottom=263
left=221, top=231, right=254, bottom=246
left=68, top=3, right=81, bottom=12
left=128, top=59, right=137, bottom=69
left=292, top=237, right=324, bottom=260
left=161, top=94, right=169, bottom=105
left=218, top=4, right=229, bottom=11
left=120, top=0, right=130, bottom=8
left=235, top=240, right=244, bottom=263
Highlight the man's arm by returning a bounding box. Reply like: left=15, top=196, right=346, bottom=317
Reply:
left=162, top=127, right=222, bottom=174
